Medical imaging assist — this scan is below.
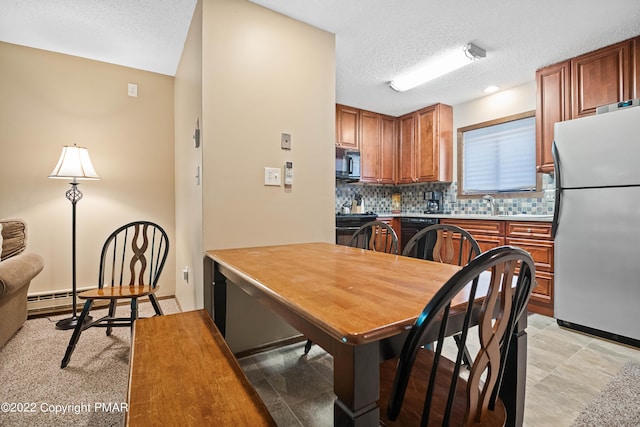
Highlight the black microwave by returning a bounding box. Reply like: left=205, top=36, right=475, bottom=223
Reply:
left=335, top=148, right=360, bottom=181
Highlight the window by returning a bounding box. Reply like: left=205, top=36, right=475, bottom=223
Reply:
left=458, top=111, right=538, bottom=197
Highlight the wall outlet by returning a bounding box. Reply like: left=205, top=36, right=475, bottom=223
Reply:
left=281, top=133, right=291, bottom=150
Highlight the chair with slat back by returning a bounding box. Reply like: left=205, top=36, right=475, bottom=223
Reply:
left=61, top=221, right=169, bottom=368
left=303, top=220, right=398, bottom=355
left=349, top=220, right=399, bottom=254
left=402, top=223, right=482, bottom=368
left=379, top=246, right=535, bottom=427
left=402, top=224, right=480, bottom=266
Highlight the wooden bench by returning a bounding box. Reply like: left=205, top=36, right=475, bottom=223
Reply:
left=126, top=309, right=276, bottom=426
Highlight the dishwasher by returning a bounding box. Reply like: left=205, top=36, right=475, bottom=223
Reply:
left=400, top=217, right=438, bottom=255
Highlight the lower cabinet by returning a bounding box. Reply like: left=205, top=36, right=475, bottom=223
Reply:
left=440, top=218, right=554, bottom=316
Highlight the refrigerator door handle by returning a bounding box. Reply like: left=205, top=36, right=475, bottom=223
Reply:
left=552, top=141, right=561, bottom=238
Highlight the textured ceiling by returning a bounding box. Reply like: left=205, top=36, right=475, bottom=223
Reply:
left=0, top=0, right=197, bottom=76
left=1, top=1, right=640, bottom=116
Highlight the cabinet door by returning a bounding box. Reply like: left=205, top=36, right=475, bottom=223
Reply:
left=571, top=40, right=632, bottom=118
left=415, top=104, right=453, bottom=182
left=397, top=113, right=416, bottom=184
left=336, top=104, right=359, bottom=149
left=359, top=110, right=380, bottom=183
left=415, top=106, right=438, bottom=182
left=379, top=115, right=397, bottom=184
left=440, top=219, right=505, bottom=255
left=536, top=61, right=570, bottom=173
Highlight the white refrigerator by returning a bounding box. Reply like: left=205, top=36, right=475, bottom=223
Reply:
left=552, top=104, right=640, bottom=346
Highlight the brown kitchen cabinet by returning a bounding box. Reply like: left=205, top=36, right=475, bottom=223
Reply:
left=336, top=104, right=359, bottom=149
left=440, top=219, right=505, bottom=254
left=535, top=35, right=640, bottom=172
left=360, top=110, right=397, bottom=184
left=505, top=221, right=554, bottom=317
left=398, top=104, right=453, bottom=184
left=571, top=40, right=632, bottom=118
left=440, top=218, right=554, bottom=316
left=535, top=61, right=571, bottom=173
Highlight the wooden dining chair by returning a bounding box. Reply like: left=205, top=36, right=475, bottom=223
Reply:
left=61, top=221, right=169, bottom=368
left=402, top=223, right=482, bottom=367
left=304, top=220, right=398, bottom=355
left=379, top=245, right=535, bottom=426
left=349, top=220, right=399, bottom=254
left=402, top=223, right=480, bottom=266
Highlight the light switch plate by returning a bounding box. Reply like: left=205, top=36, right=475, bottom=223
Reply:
left=281, top=133, right=291, bottom=150
left=128, top=83, right=138, bottom=97
left=264, top=167, right=281, bottom=186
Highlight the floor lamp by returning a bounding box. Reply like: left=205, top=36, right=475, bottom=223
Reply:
left=49, top=144, right=100, bottom=330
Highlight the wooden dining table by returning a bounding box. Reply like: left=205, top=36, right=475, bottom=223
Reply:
left=205, top=242, right=527, bottom=427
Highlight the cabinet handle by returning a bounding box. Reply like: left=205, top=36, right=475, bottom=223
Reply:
left=527, top=228, right=532, bottom=233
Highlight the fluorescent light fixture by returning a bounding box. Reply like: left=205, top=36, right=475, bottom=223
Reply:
left=484, top=85, right=499, bottom=93
left=389, top=43, right=486, bottom=92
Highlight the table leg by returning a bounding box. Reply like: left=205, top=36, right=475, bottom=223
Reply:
left=332, top=341, right=380, bottom=426
left=500, top=314, right=527, bottom=427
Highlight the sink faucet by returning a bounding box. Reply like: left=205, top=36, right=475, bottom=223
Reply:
left=483, top=195, right=498, bottom=215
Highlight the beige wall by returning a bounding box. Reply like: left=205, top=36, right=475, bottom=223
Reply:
left=174, top=0, right=204, bottom=311
left=185, top=0, right=336, bottom=351
left=0, top=42, right=176, bottom=298
left=452, top=81, right=537, bottom=177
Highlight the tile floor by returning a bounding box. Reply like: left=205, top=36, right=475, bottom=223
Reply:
left=238, top=314, right=640, bottom=426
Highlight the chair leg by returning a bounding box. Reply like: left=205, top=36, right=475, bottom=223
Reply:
left=453, top=333, right=473, bottom=369
left=304, top=339, right=313, bottom=355
left=61, top=300, right=94, bottom=368
left=106, top=299, right=117, bottom=336
left=149, top=294, right=164, bottom=316
left=130, top=298, right=138, bottom=336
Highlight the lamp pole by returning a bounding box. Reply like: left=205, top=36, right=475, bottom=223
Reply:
left=55, top=180, right=92, bottom=329
left=49, top=144, right=99, bottom=330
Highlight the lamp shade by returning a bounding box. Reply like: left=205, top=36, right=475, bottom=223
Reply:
left=49, top=144, right=100, bottom=180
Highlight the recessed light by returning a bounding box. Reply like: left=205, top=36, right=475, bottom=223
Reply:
left=484, top=85, right=499, bottom=93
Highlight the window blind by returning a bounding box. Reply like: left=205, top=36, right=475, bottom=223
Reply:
left=462, top=116, right=536, bottom=194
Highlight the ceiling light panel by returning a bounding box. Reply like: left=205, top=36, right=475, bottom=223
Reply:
left=390, top=43, right=486, bottom=92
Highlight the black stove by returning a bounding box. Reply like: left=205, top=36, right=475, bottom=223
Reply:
left=335, top=212, right=377, bottom=245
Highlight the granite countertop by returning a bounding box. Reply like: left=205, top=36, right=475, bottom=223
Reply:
left=376, top=212, right=554, bottom=222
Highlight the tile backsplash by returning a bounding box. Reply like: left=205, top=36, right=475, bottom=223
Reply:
left=336, top=174, right=555, bottom=215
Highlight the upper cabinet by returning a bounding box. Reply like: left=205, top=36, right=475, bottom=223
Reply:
left=336, top=104, right=359, bottom=149
left=571, top=40, right=632, bottom=118
left=360, top=110, right=397, bottom=184
left=398, top=104, right=453, bottom=184
left=535, top=61, right=571, bottom=173
left=536, top=35, right=640, bottom=172
left=336, top=103, right=452, bottom=185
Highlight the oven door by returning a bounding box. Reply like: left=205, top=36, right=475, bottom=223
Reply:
left=336, top=226, right=360, bottom=246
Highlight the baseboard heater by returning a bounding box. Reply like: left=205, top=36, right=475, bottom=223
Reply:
left=27, top=287, right=106, bottom=316
left=557, top=319, right=640, bottom=349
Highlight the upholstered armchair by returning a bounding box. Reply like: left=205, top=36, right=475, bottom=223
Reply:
left=0, top=219, right=44, bottom=348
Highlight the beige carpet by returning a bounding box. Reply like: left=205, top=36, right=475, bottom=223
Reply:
left=572, top=361, right=640, bottom=427
left=0, top=299, right=180, bottom=427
